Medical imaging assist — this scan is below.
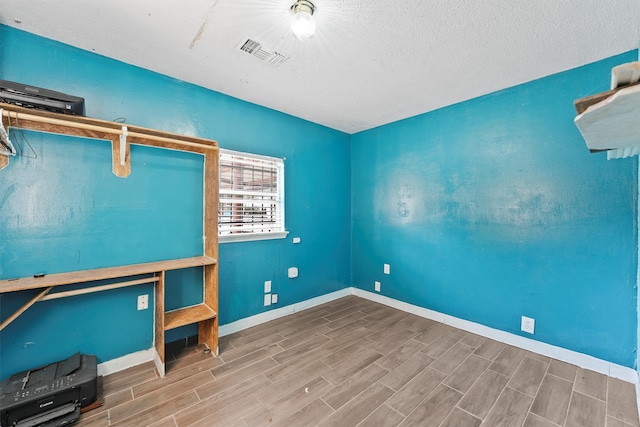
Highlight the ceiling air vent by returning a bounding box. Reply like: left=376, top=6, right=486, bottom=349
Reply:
left=237, top=37, right=289, bottom=67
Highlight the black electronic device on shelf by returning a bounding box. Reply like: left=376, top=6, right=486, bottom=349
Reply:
left=0, top=80, right=85, bottom=116
left=0, top=352, right=98, bottom=427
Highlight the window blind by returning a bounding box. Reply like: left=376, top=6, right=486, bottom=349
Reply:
left=218, top=149, right=285, bottom=237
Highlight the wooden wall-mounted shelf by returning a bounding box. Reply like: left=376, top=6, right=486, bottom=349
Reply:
left=0, top=103, right=219, bottom=377
left=0, top=256, right=216, bottom=294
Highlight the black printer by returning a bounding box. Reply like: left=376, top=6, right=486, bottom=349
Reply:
left=0, top=353, right=98, bottom=427
left=0, top=80, right=85, bottom=116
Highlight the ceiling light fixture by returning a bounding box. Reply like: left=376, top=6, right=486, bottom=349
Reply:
left=290, top=0, right=316, bottom=41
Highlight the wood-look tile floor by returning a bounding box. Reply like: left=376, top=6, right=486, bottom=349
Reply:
left=79, top=296, right=640, bottom=427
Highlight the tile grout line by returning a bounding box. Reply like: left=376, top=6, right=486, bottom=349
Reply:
left=525, top=354, right=552, bottom=425
left=605, top=374, right=610, bottom=423
left=564, top=382, right=577, bottom=427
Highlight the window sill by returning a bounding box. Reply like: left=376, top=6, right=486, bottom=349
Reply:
left=219, top=231, right=290, bottom=244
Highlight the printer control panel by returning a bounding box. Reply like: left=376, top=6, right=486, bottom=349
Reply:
left=12, top=375, right=77, bottom=402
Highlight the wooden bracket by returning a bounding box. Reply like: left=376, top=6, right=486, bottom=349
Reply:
left=0, top=110, right=11, bottom=170
left=0, top=287, right=53, bottom=332
left=112, top=126, right=131, bottom=178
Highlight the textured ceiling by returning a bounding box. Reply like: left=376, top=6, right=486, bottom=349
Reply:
left=1, top=1, right=639, bottom=133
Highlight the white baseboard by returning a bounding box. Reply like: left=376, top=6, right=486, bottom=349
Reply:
left=97, top=286, right=638, bottom=390
left=94, top=289, right=351, bottom=377
left=219, top=288, right=352, bottom=337
left=352, top=288, right=638, bottom=385
left=97, top=348, right=154, bottom=377
left=153, top=347, right=165, bottom=377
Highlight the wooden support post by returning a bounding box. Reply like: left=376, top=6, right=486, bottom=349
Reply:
left=154, top=271, right=166, bottom=377
left=199, top=148, right=219, bottom=355
left=199, top=264, right=219, bottom=355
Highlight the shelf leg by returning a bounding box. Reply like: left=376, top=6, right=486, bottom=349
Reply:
left=153, top=271, right=166, bottom=377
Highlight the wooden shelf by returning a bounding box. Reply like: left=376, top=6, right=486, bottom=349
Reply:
left=0, top=256, right=217, bottom=294
left=164, top=304, right=217, bottom=331
left=1, top=103, right=218, bottom=151
left=1, top=103, right=220, bottom=376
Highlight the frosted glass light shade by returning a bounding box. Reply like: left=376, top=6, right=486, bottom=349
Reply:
left=291, top=0, right=316, bottom=41
left=291, top=7, right=316, bottom=40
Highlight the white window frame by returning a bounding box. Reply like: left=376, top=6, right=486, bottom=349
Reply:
left=218, top=148, right=288, bottom=243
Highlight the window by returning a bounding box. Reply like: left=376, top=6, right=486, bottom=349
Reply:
left=218, top=149, right=287, bottom=242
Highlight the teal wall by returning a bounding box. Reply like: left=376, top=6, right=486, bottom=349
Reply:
left=0, top=24, right=637, bottom=377
left=352, top=51, right=638, bottom=368
left=0, top=26, right=351, bottom=379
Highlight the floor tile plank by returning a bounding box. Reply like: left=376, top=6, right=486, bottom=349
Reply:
left=506, top=356, right=547, bottom=397
left=113, top=391, right=200, bottom=427
left=546, top=359, right=577, bottom=382
left=398, top=384, right=462, bottom=427
left=565, top=391, right=606, bottom=427
left=575, top=367, right=608, bottom=401
left=178, top=375, right=272, bottom=426
left=443, top=354, right=491, bottom=394
left=244, top=376, right=334, bottom=427
left=323, top=349, right=383, bottom=385
left=271, top=399, right=334, bottom=427
left=379, top=352, right=435, bottom=391
left=322, top=362, right=388, bottom=410
left=358, top=404, right=405, bottom=427
left=489, top=345, right=527, bottom=377
left=473, top=339, right=505, bottom=361
left=529, top=373, right=573, bottom=426
left=196, top=357, right=278, bottom=400
left=440, top=407, right=481, bottom=427
left=318, top=382, right=395, bottom=427
left=607, top=377, right=640, bottom=426
left=481, top=387, right=533, bottom=427
left=376, top=339, right=425, bottom=371
left=523, top=413, right=558, bottom=427
left=457, top=370, right=509, bottom=419
left=430, top=342, right=474, bottom=375
left=254, top=361, right=330, bottom=407
left=387, top=368, right=448, bottom=416
left=187, top=395, right=263, bottom=427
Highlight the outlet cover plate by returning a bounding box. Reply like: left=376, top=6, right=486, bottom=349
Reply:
left=521, top=316, right=535, bottom=334
left=271, top=294, right=278, bottom=304
left=137, top=294, right=149, bottom=310
left=374, top=281, right=381, bottom=292
left=264, top=294, right=272, bottom=306
left=264, top=280, right=272, bottom=293
left=288, top=267, right=298, bottom=278
left=384, top=264, right=390, bottom=275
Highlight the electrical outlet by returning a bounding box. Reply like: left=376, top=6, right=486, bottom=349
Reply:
left=264, top=294, right=272, bottom=307
left=288, top=267, right=298, bottom=278
left=521, top=316, right=535, bottom=334
left=264, top=280, right=272, bottom=293
left=374, top=281, right=381, bottom=292
left=137, top=294, right=149, bottom=310
left=271, top=294, right=278, bottom=304
left=384, top=264, right=390, bottom=275
left=292, top=237, right=301, bottom=244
